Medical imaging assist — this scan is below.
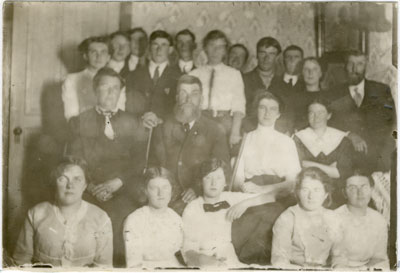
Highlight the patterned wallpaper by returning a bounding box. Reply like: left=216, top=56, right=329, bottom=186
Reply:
left=130, top=2, right=316, bottom=73
left=130, top=2, right=396, bottom=104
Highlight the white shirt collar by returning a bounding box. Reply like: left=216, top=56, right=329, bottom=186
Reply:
left=107, top=59, right=125, bottom=73
left=349, top=79, right=365, bottom=100
left=128, top=55, right=139, bottom=71
left=207, top=62, right=225, bottom=71
left=283, top=73, right=298, bottom=86
left=149, top=60, right=168, bottom=78
left=188, top=120, right=195, bottom=129
left=178, top=59, right=194, bottom=73
left=295, top=127, right=347, bottom=157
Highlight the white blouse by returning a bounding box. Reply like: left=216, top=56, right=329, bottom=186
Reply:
left=123, top=206, right=183, bottom=269
left=234, top=125, right=301, bottom=189
left=335, top=205, right=389, bottom=270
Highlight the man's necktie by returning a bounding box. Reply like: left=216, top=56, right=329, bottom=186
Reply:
left=96, top=107, right=117, bottom=140
left=153, top=66, right=160, bottom=85
left=288, top=78, right=293, bottom=87
left=203, top=201, right=230, bottom=212
left=182, top=123, right=190, bottom=134
left=208, top=68, right=215, bottom=110
left=353, top=87, right=363, bottom=107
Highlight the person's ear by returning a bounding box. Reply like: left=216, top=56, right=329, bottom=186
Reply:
left=83, top=53, right=88, bottom=62
left=327, top=113, right=332, bottom=121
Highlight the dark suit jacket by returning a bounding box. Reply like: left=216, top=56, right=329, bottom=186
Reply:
left=329, top=79, right=395, bottom=170
left=68, top=109, right=149, bottom=196
left=125, top=64, right=182, bottom=119
left=150, top=114, right=230, bottom=213
left=243, top=68, right=302, bottom=134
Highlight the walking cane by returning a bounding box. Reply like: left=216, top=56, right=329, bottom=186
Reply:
left=143, top=127, right=153, bottom=175
left=228, top=132, right=247, bottom=192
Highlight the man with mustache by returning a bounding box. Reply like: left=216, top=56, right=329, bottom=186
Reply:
left=147, top=74, right=230, bottom=215
left=329, top=50, right=395, bottom=171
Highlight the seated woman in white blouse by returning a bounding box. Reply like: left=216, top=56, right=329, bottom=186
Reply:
left=234, top=91, right=301, bottom=198
left=335, top=170, right=389, bottom=270
left=13, top=157, right=113, bottom=267
left=123, top=167, right=183, bottom=269
left=271, top=167, right=345, bottom=269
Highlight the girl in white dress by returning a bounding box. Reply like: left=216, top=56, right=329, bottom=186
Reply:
left=123, top=167, right=183, bottom=269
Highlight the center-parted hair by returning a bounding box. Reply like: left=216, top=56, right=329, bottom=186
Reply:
left=149, top=30, right=174, bottom=46
left=140, top=166, right=177, bottom=204
left=50, top=156, right=89, bottom=185
left=93, top=67, right=125, bottom=90
left=295, top=167, right=333, bottom=208
left=252, top=90, right=285, bottom=114
left=307, top=97, right=333, bottom=114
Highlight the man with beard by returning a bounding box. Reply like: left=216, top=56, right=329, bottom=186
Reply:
left=147, top=74, right=230, bottom=215
left=329, top=50, right=395, bottom=171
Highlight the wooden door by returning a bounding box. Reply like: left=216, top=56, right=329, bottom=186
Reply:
left=4, top=2, right=120, bottom=259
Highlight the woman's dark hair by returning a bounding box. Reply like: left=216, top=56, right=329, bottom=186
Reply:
left=252, top=90, right=285, bottom=115
left=93, top=67, right=125, bottom=90
left=78, top=35, right=110, bottom=55
left=202, top=30, right=230, bottom=49
left=50, top=156, right=89, bottom=185
left=198, top=158, right=231, bottom=192
left=307, top=97, right=333, bottom=114
left=342, top=169, right=374, bottom=190
left=143, top=166, right=176, bottom=188
left=295, top=167, right=333, bottom=208
left=301, top=57, right=327, bottom=79
left=140, top=166, right=177, bottom=204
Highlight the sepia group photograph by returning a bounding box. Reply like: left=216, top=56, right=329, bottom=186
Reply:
left=2, top=1, right=398, bottom=271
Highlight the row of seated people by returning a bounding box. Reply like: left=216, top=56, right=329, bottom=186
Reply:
left=12, top=156, right=389, bottom=270
left=14, top=63, right=393, bottom=268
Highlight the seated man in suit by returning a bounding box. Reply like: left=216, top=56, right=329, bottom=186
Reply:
left=68, top=67, right=149, bottom=267
left=125, top=30, right=182, bottom=120
left=146, top=74, right=231, bottom=215
left=330, top=50, right=396, bottom=171
left=107, top=31, right=131, bottom=78
left=126, top=27, right=148, bottom=72
left=175, top=29, right=196, bottom=73
left=190, top=30, right=246, bottom=148
left=228, top=43, right=249, bottom=73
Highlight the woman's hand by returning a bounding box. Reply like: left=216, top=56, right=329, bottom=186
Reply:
left=181, top=188, right=197, bottom=203
left=226, top=202, right=248, bottom=221
left=241, top=181, right=261, bottom=193
left=91, top=178, right=123, bottom=202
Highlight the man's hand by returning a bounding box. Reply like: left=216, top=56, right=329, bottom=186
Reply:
left=91, top=178, right=123, bottom=202
left=226, top=202, right=248, bottom=221
left=181, top=188, right=197, bottom=203
left=142, top=112, right=163, bottom=129
left=347, top=132, right=368, bottom=154
left=240, top=181, right=261, bottom=193
left=229, top=133, right=242, bottom=147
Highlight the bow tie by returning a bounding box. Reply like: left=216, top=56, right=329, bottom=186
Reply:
left=203, top=201, right=230, bottom=212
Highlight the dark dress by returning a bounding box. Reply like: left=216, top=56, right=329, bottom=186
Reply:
left=293, top=127, right=354, bottom=207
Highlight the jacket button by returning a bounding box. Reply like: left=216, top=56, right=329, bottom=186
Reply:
left=178, top=161, right=183, bottom=166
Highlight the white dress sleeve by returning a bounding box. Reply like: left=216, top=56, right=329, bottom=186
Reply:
left=123, top=211, right=145, bottom=268
left=62, top=75, right=80, bottom=121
